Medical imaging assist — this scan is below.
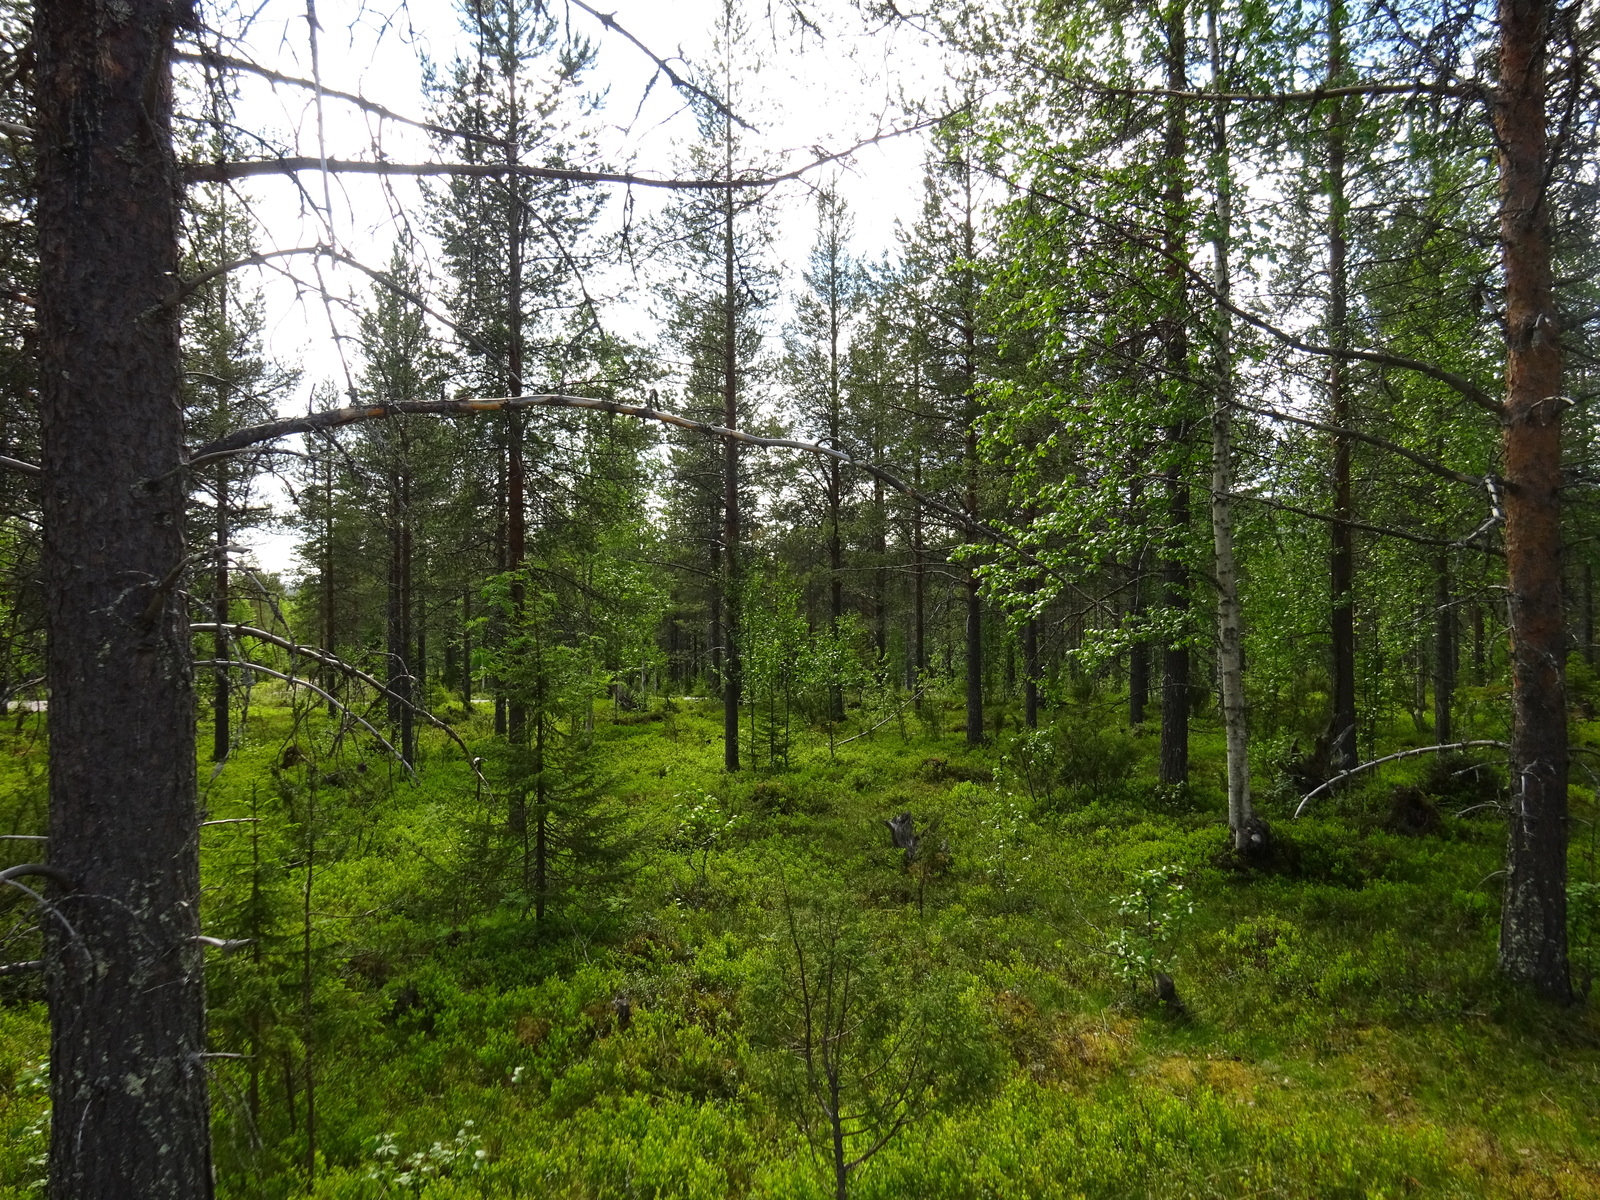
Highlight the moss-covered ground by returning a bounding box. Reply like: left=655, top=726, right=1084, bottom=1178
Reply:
left=1, top=692, right=1597, bottom=1198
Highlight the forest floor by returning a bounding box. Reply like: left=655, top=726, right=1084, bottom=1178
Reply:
left=1, top=692, right=1599, bottom=1198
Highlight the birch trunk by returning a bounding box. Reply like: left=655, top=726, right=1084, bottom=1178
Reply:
left=1208, top=4, right=1252, bottom=847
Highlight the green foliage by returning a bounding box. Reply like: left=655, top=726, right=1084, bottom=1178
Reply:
left=1000, top=713, right=1140, bottom=810
left=1570, top=879, right=1600, bottom=995
left=366, top=1123, right=483, bottom=1194
left=7, top=679, right=1600, bottom=1200
left=1106, top=864, right=1193, bottom=993
left=672, top=792, right=744, bottom=894
left=747, top=884, right=1004, bottom=1196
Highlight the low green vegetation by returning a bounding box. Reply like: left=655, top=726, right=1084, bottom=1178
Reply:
left=2, top=687, right=1598, bottom=1198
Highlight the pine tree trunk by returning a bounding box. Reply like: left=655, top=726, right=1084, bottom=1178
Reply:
left=913, top=447, right=926, bottom=696
left=505, top=79, right=528, bottom=747
left=322, top=437, right=336, bottom=716
left=827, top=403, right=843, bottom=722
left=962, top=162, right=983, bottom=746
left=873, top=432, right=888, bottom=660
left=1129, top=503, right=1148, bottom=725
left=494, top=448, right=508, bottom=736
left=534, top=696, right=548, bottom=921
left=37, top=4, right=214, bottom=1194
left=213, top=463, right=230, bottom=763
left=722, top=124, right=742, bottom=772
left=1495, top=0, right=1570, bottom=1001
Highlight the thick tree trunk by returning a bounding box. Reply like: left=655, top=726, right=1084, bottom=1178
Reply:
left=1209, top=5, right=1251, bottom=845
left=1327, top=0, right=1359, bottom=775
left=36, top=2, right=214, bottom=1196
left=1158, top=0, right=1190, bottom=786
left=1495, top=0, right=1570, bottom=1001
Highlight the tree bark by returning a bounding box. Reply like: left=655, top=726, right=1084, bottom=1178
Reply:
left=387, top=426, right=415, bottom=765
left=213, top=462, right=230, bottom=763
left=1495, top=0, right=1570, bottom=1001
left=1024, top=616, right=1039, bottom=729
left=722, top=114, right=742, bottom=772
left=1434, top=555, right=1454, bottom=744
left=1129, top=488, right=1149, bottom=725
left=1159, top=0, right=1191, bottom=786
left=505, top=65, right=528, bottom=748
left=1327, top=0, right=1359, bottom=775
left=37, top=2, right=214, bottom=1195
left=960, top=154, right=983, bottom=747
left=1209, top=3, right=1251, bottom=845
left=912, top=445, right=926, bottom=696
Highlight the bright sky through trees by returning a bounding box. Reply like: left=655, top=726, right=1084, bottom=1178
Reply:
left=212, top=0, right=948, bottom=569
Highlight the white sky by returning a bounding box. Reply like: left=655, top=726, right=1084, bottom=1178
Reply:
left=198, top=0, right=954, bottom=572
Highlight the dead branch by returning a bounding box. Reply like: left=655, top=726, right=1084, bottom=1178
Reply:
left=565, top=0, right=757, bottom=132
left=1229, top=399, right=1483, bottom=486
left=192, top=660, right=417, bottom=782
left=1230, top=490, right=1505, bottom=554
left=191, top=392, right=1007, bottom=546
left=173, top=49, right=513, bottom=150
left=192, top=622, right=487, bottom=785
left=180, top=120, right=936, bottom=191
left=1294, top=740, right=1509, bottom=816
left=161, top=246, right=325, bottom=311
left=193, top=935, right=254, bottom=953
left=0, top=863, right=75, bottom=890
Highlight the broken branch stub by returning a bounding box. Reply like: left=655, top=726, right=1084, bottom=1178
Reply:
left=884, top=812, right=918, bottom=865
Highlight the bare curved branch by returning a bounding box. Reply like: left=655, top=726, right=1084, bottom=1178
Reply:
left=0, top=863, right=75, bottom=890
left=193, top=660, right=417, bottom=782
left=181, top=120, right=938, bottom=192
left=1294, top=740, right=1509, bottom=816
left=190, top=392, right=1003, bottom=546
left=173, top=49, right=513, bottom=150
left=192, top=622, right=487, bottom=786
left=564, top=0, right=757, bottom=133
